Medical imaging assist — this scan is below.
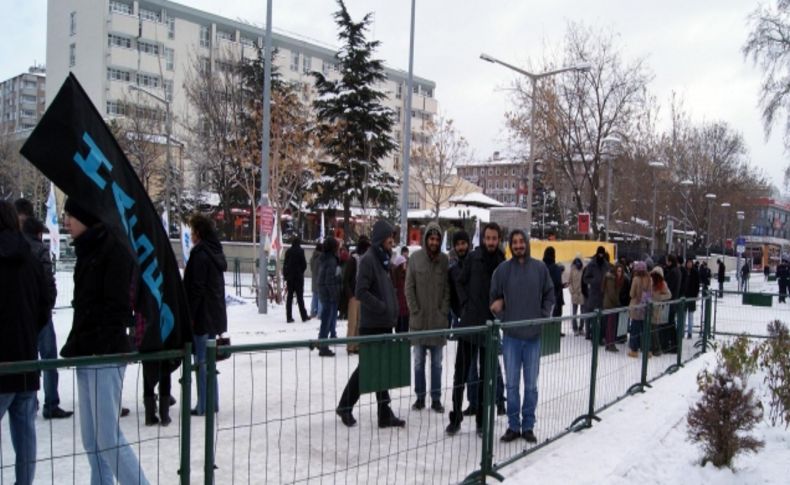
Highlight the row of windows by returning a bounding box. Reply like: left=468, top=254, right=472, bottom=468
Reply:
left=108, top=35, right=175, bottom=71
left=395, top=83, right=433, bottom=99
left=461, top=166, right=523, bottom=177
left=106, top=100, right=166, bottom=121
left=109, top=2, right=175, bottom=39
left=290, top=52, right=336, bottom=76
left=106, top=68, right=173, bottom=100
left=484, top=179, right=518, bottom=190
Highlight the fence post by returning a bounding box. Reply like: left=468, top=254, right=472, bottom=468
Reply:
left=479, top=320, right=504, bottom=483
left=180, top=343, right=192, bottom=485
left=640, top=303, right=652, bottom=389
left=671, top=298, right=686, bottom=372
left=587, top=311, right=603, bottom=426
left=204, top=340, right=218, bottom=485
left=233, top=258, right=241, bottom=296
left=702, top=293, right=712, bottom=353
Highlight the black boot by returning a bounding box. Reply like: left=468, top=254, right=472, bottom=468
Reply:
left=144, top=396, right=159, bottom=426
left=159, top=395, right=172, bottom=426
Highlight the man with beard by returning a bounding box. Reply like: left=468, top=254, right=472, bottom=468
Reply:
left=446, top=223, right=505, bottom=437
left=406, top=222, right=450, bottom=412
left=490, top=229, right=555, bottom=443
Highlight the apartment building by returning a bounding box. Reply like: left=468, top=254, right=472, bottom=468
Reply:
left=0, top=65, right=46, bottom=137
left=46, top=0, right=437, bottom=181
left=456, top=152, right=531, bottom=207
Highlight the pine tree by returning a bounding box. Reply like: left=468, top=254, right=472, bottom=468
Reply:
left=312, top=0, right=398, bottom=239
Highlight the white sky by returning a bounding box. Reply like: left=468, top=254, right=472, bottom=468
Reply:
left=1, top=0, right=786, bottom=188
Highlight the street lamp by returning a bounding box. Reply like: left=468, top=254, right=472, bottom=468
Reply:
left=648, top=160, right=665, bottom=255
left=705, top=193, right=716, bottom=257
left=480, top=53, right=591, bottom=236
left=720, top=202, right=731, bottom=254
left=601, top=135, right=622, bottom=242
left=680, top=179, right=694, bottom=260
left=736, top=210, right=745, bottom=288
left=128, top=84, right=174, bottom=236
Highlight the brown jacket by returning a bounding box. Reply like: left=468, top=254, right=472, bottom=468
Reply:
left=405, top=223, right=450, bottom=346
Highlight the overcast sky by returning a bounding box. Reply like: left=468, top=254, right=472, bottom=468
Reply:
left=1, top=0, right=786, bottom=189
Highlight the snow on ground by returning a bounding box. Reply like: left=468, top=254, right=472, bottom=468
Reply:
left=2, top=271, right=789, bottom=484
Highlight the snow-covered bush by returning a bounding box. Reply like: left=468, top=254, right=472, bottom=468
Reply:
left=687, top=363, right=764, bottom=468
left=760, top=320, right=790, bottom=428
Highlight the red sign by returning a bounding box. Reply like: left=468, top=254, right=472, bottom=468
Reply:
left=260, top=206, right=274, bottom=235
left=726, top=238, right=733, bottom=250
left=578, top=213, right=591, bottom=234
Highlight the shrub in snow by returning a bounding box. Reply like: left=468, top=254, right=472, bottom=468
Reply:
left=759, top=320, right=790, bottom=428
left=719, top=335, right=759, bottom=379
left=687, top=363, right=764, bottom=468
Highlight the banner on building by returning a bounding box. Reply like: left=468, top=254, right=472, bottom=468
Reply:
left=20, top=74, right=191, bottom=352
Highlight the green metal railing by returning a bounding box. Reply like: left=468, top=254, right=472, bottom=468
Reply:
left=1, top=296, right=713, bottom=484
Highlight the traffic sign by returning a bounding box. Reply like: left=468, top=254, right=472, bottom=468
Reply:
left=260, top=206, right=274, bottom=235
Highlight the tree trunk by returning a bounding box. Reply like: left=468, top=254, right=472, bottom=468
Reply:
left=343, top=197, right=351, bottom=242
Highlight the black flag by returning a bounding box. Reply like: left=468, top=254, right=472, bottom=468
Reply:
left=20, top=73, right=191, bottom=352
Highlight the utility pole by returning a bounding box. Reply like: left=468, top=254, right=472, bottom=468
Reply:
left=257, top=0, right=273, bottom=314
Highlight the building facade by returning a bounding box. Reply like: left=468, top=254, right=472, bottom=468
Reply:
left=0, top=65, right=46, bottom=136
left=456, top=152, right=528, bottom=207
left=751, top=197, right=790, bottom=240
left=46, top=0, right=437, bottom=180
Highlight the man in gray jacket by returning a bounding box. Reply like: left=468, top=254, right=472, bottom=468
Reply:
left=406, top=222, right=450, bottom=413
left=490, top=229, right=554, bottom=443
left=336, top=219, right=405, bottom=429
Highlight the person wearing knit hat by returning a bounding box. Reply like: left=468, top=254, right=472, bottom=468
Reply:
left=64, top=198, right=100, bottom=228
left=337, top=219, right=405, bottom=429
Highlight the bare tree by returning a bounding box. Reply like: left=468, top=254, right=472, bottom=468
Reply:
left=507, top=23, right=653, bottom=239
left=1, top=130, right=49, bottom=211
left=411, top=116, right=469, bottom=219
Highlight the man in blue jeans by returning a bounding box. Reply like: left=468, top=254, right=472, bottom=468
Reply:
left=490, top=229, right=555, bottom=444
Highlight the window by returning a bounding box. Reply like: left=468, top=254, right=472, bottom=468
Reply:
left=495, top=180, right=500, bottom=189
left=164, top=80, right=173, bottom=101
left=322, top=60, right=330, bottom=75
left=22, top=79, right=37, bottom=89
left=69, top=43, right=76, bottom=67
left=302, top=55, right=312, bottom=74
left=290, top=52, right=299, bottom=71
left=107, top=68, right=131, bottom=82
left=488, top=168, right=493, bottom=176
left=216, top=30, right=234, bottom=42
left=396, top=84, right=402, bottom=99
left=511, top=168, right=516, bottom=176
left=139, top=8, right=161, bottom=22
left=425, top=88, right=432, bottom=98
left=70, top=11, right=76, bottom=36
left=109, top=1, right=132, bottom=15
left=395, top=107, right=401, bottom=122
left=106, top=100, right=126, bottom=116
left=495, top=167, right=500, bottom=176
left=167, top=16, right=175, bottom=39
left=165, top=48, right=174, bottom=71
left=199, top=57, right=210, bottom=73
left=21, top=109, right=36, bottom=118
left=408, top=192, right=420, bottom=209
left=413, top=84, right=419, bottom=94
left=199, top=25, right=210, bottom=48
left=240, top=36, right=255, bottom=48
left=108, top=34, right=132, bottom=49
left=20, top=94, right=37, bottom=103
left=136, top=72, right=161, bottom=88
left=137, top=40, right=160, bottom=56
left=487, top=180, right=493, bottom=190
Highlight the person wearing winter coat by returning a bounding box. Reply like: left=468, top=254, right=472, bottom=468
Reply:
left=338, top=246, right=351, bottom=320
left=61, top=198, right=149, bottom=485
left=543, top=246, right=566, bottom=322
left=716, top=258, right=726, bottom=297
left=343, top=236, right=370, bottom=353
left=777, top=259, right=790, bottom=303
left=391, top=255, right=409, bottom=333
left=183, top=213, right=227, bottom=417
left=582, top=246, right=611, bottom=339
left=627, top=261, right=652, bottom=357
left=602, top=264, right=630, bottom=352
left=14, top=198, right=74, bottom=420
left=764, top=264, right=771, bottom=282
left=649, top=266, right=672, bottom=356
left=336, top=219, right=405, bottom=429
left=283, top=236, right=309, bottom=323
left=698, top=261, right=712, bottom=292
left=317, top=236, right=341, bottom=356
left=568, top=257, right=585, bottom=335
left=447, top=223, right=506, bottom=437
left=681, top=259, right=701, bottom=338
left=662, top=255, right=682, bottom=353
left=740, top=261, right=751, bottom=292
left=0, top=200, right=50, bottom=485
left=490, top=229, right=555, bottom=443
left=309, top=242, right=323, bottom=318
left=405, top=222, right=450, bottom=412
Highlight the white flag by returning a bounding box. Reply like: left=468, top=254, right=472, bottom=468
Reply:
left=320, top=211, right=325, bottom=242
left=471, top=218, right=480, bottom=249
left=441, top=229, right=449, bottom=254
left=45, top=183, right=59, bottom=261
left=181, top=223, right=192, bottom=264
left=271, top=211, right=282, bottom=255
left=161, top=209, right=169, bottom=234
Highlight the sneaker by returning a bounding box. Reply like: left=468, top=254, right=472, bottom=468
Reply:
left=431, top=401, right=444, bottom=413
left=500, top=428, right=520, bottom=442
left=318, top=348, right=336, bottom=357
left=412, top=398, right=425, bottom=411
left=522, top=429, right=537, bottom=443
left=605, top=344, right=619, bottom=353
left=42, top=407, right=74, bottom=419
left=120, top=407, right=130, bottom=417
left=378, top=414, right=406, bottom=428
left=462, top=405, right=477, bottom=416
left=336, top=408, right=357, bottom=427
left=686, top=333, right=692, bottom=339
left=496, top=402, right=506, bottom=416
left=627, top=350, right=639, bottom=358
left=286, top=318, right=295, bottom=324
left=190, top=408, right=204, bottom=416
left=445, top=422, right=461, bottom=435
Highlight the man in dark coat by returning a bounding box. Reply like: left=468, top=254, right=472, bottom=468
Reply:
left=62, top=198, right=148, bottom=484
left=717, top=258, right=726, bottom=297
left=184, top=213, right=227, bottom=416
left=15, top=198, right=73, bottom=420
left=582, top=246, right=610, bottom=339
left=777, top=259, right=790, bottom=303
left=663, top=254, right=682, bottom=352
left=337, top=219, right=405, bottom=429
left=681, top=258, right=701, bottom=338
left=0, top=200, right=49, bottom=485
left=447, top=222, right=505, bottom=437
left=283, top=236, right=310, bottom=323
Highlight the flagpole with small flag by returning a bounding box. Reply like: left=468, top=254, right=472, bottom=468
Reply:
left=45, top=183, right=59, bottom=261
left=441, top=229, right=448, bottom=254
left=471, top=218, right=480, bottom=249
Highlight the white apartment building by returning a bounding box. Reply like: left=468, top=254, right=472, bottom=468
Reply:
left=46, top=0, right=437, bottom=183
left=0, top=65, right=46, bottom=137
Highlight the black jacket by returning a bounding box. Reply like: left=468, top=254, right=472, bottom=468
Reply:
left=318, top=251, right=341, bottom=304
left=282, top=243, right=307, bottom=283
left=356, top=245, right=398, bottom=329
left=777, top=262, right=790, bottom=280
left=61, top=225, right=134, bottom=358
left=184, top=238, right=228, bottom=336
left=665, top=264, right=681, bottom=300
left=458, top=246, right=504, bottom=327
left=23, top=233, right=56, bottom=311
left=0, top=231, right=48, bottom=393
left=448, top=250, right=468, bottom=317
left=682, top=267, right=701, bottom=299
left=717, top=261, right=726, bottom=282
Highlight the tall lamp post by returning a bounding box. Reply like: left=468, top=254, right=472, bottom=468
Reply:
left=705, top=193, right=716, bottom=257
left=736, top=210, right=745, bottom=287
left=720, top=202, right=731, bottom=253
left=680, top=179, right=693, bottom=260
left=128, top=84, right=174, bottom=234
left=479, top=53, right=590, bottom=235
left=648, top=160, right=665, bottom=255
left=601, top=135, right=622, bottom=242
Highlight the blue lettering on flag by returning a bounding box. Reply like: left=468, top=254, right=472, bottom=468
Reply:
left=73, top=133, right=112, bottom=189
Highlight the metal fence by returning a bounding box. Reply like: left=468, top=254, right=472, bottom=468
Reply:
left=1, top=296, right=713, bottom=484
left=712, top=290, right=790, bottom=339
